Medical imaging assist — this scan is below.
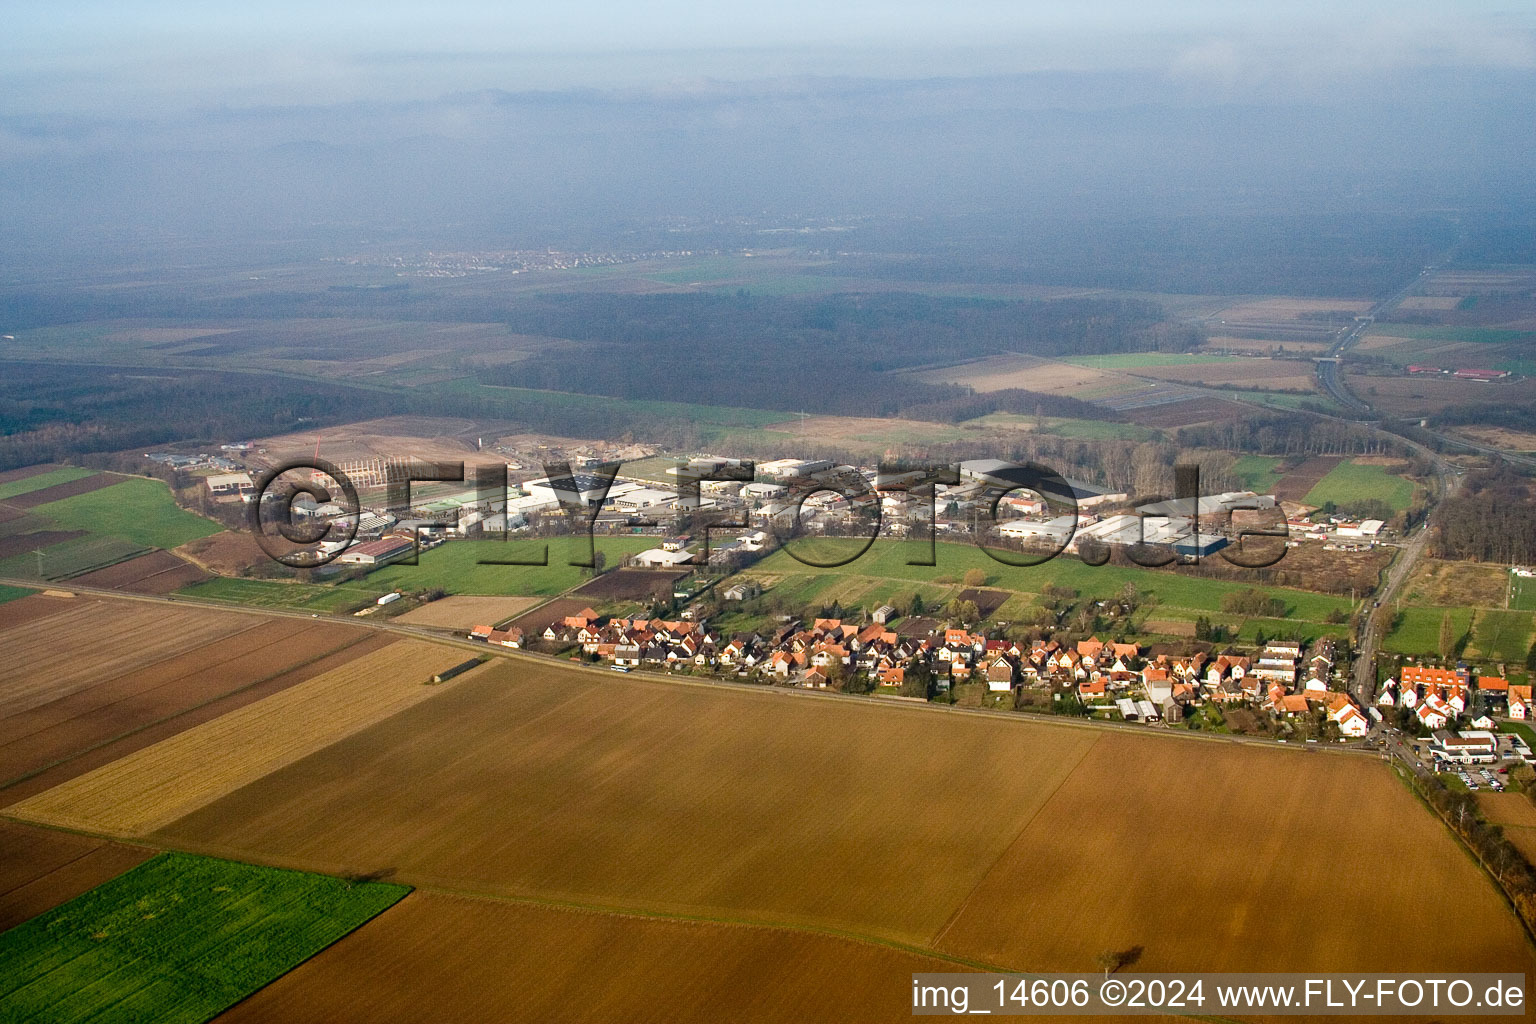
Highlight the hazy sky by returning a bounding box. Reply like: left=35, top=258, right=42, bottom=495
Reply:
left=2, top=3, right=1532, bottom=254
left=4, top=1, right=1534, bottom=114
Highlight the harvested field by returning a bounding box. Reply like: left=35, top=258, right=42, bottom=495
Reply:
left=394, top=594, right=540, bottom=627
left=136, top=662, right=1536, bottom=980
left=1454, top=424, right=1536, bottom=452
left=1400, top=295, right=1463, bottom=310
left=1207, top=334, right=1328, bottom=354
left=1344, top=373, right=1536, bottom=418
left=914, top=353, right=1130, bottom=397
left=1134, top=358, right=1318, bottom=391
left=1404, top=559, right=1510, bottom=609
left=0, top=618, right=368, bottom=798
left=0, top=632, right=390, bottom=808
left=258, top=416, right=483, bottom=465
left=932, top=732, right=1535, bottom=974
left=174, top=530, right=269, bottom=575
left=504, top=597, right=595, bottom=635
left=0, top=821, right=151, bottom=930
left=1477, top=792, right=1536, bottom=828
left=0, top=529, right=86, bottom=559
left=1121, top=396, right=1247, bottom=428
left=212, top=892, right=1001, bottom=1024
left=754, top=414, right=970, bottom=449
left=6, top=471, right=121, bottom=508
left=1213, top=297, right=1372, bottom=320
left=68, top=549, right=208, bottom=593
left=1141, top=617, right=1197, bottom=636
left=1505, top=826, right=1536, bottom=866
left=9, top=640, right=484, bottom=836
left=0, top=592, right=93, bottom=629
left=1271, top=455, right=1344, bottom=503
left=0, top=601, right=264, bottom=719
left=158, top=663, right=1098, bottom=943
left=573, top=567, right=688, bottom=601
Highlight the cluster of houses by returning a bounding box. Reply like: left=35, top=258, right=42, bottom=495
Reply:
left=465, top=610, right=1381, bottom=735
left=1376, top=665, right=1530, bottom=730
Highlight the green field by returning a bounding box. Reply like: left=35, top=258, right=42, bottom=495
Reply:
left=1470, top=609, right=1535, bottom=663
left=740, top=539, right=1353, bottom=623
left=178, top=577, right=386, bottom=613
left=0, top=535, right=151, bottom=581
left=365, top=535, right=659, bottom=596
left=1384, top=605, right=1474, bottom=657
left=0, top=852, right=407, bottom=1024
left=1228, top=455, right=1286, bottom=494
left=32, top=478, right=223, bottom=550
left=1368, top=324, right=1536, bottom=345
left=0, top=466, right=97, bottom=501
left=1513, top=575, right=1536, bottom=612
left=0, top=584, right=33, bottom=605
left=1303, top=460, right=1417, bottom=513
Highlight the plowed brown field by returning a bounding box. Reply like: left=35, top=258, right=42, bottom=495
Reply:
left=133, top=659, right=1536, bottom=980
left=8, top=640, right=485, bottom=836
left=159, top=663, right=1097, bottom=943
left=0, top=618, right=366, bottom=796
left=69, top=550, right=208, bottom=593
left=932, top=733, right=1533, bottom=974
left=0, top=821, right=151, bottom=930
left=210, top=893, right=1036, bottom=1024
left=0, top=601, right=264, bottom=718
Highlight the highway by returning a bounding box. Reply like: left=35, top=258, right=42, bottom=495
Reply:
left=1312, top=249, right=1536, bottom=470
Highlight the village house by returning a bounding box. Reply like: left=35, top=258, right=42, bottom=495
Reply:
left=1511, top=685, right=1532, bottom=720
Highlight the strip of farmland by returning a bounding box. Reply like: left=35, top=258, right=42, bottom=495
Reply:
left=211, top=892, right=1014, bottom=1024
left=0, top=619, right=372, bottom=800
left=0, top=600, right=265, bottom=718
left=155, top=661, right=1098, bottom=945
left=7, top=640, right=487, bottom=836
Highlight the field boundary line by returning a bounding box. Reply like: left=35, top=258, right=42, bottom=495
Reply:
left=927, top=733, right=1104, bottom=950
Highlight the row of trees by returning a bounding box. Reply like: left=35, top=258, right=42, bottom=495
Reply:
left=1412, top=768, right=1536, bottom=933
left=1177, top=413, right=1407, bottom=457
left=1432, top=466, right=1536, bottom=565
